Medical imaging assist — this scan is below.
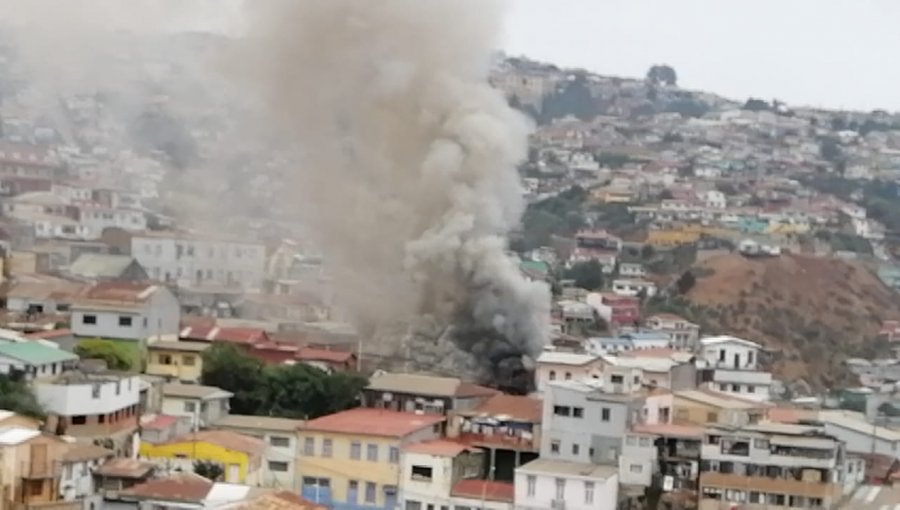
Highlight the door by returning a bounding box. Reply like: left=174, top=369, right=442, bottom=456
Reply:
left=347, top=480, right=358, bottom=505
left=227, top=464, right=240, bottom=483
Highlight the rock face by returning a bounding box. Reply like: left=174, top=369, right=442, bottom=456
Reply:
left=685, top=253, right=900, bottom=386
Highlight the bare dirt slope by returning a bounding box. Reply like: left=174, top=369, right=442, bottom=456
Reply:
left=685, top=253, right=900, bottom=386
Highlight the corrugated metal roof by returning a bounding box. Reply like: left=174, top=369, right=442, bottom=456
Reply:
left=67, top=254, right=141, bottom=279
left=0, top=341, right=78, bottom=365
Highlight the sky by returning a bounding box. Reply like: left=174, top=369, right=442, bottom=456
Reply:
left=503, top=0, right=900, bottom=112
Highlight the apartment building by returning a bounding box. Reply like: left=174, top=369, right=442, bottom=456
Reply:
left=645, top=313, right=701, bottom=351
left=619, top=423, right=704, bottom=507
left=145, top=341, right=209, bottom=383
left=698, top=336, right=773, bottom=402
left=160, top=383, right=233, bottom=429
left=514, top=459, right=618, bottom=510
left=131, top=231, right=267, bottom=290
left=698, top=422, right=849, bottom=510
left=70, top=282, right=181, bottom=342
left=33, top=371, right=142, bottom=455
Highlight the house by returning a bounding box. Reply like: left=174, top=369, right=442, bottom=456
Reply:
left=533, top=351, right=603, bottom=392
left=64, top=253, right=149, bottom=282
left=362, top=372, right=498, bottom=416
left=619, top=423, right=703, bottom=506
left=59, top=443, right=114, bottom=504
left=0, top=427, right=79, bottom=510
left=611, top=279, right=657, bottom=298
left=92, top=457, right=156, bottom=500
left=0, top=273, right=87, bottom=315
left=585, top=293, right=639, bottom=327
left=211, top=414, right=304, bottom=490
left=618, top=262, right=646, bottom=278
left=139, top=430, right=266, bottom=484
left=179, top=324, right=270, bottom=347
left=514, top=458, right=618, bottom=510
left=70, top=282, right=181, bottom=342
left=296, top=346, right=357, bottom=373
left=0, top=410, right=41, bottom=430
left=145, top=341, right=210, bottom=383
left=698, top=422, right=851, bottom=510
left=814, top=410, right=900, bottom=457
left=540, top=380, right=644, bottom=466
left=139, top=414, right=193, bottom=444
left=449, top=394, right=543, bottom=481
left=33, top=371, right=142, bottom=455
left=117, top=472, right=214, bottom=507
left=620, top=330, right=672, bottom=350
left=574, top=229, right=622, bottom=253
left=26, top=329, right=79, bottom=352
left=161, top=383, right=233, bottom=429
left=699, top=190, right=727, bottom=209
left=644, top=388, right=769, bottom=427
left=0, top=340, right=79, bottom=380
left=587, top=336, right=634, bottom=355
left=698, top=335, right=773, bottom=401
left=399, top=440, right=497, bottom=510
left=645, top=313, right=700, bottom=351
left=297, top=408, right=445, bottom=509
left=448, top=480, right=514, bottom=510
left=130, top=231, right=267, bottom=290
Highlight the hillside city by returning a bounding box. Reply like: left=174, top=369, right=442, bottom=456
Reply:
left=1, top=24, right=900, bottom=510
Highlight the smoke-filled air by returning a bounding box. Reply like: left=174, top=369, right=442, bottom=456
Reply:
left=236, top=0, right=551, bottom=386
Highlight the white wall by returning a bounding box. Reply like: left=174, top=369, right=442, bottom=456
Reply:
left=400, top=451, right=454, bottom=509
left=702, top=341, right=759, bottom=370
left=71, top=286, right=179, bottom=341
left=35, top=376, right=141, bottom=416
left=514, top=468, right=618, bottom=510
left=619, top=432, right=656, bottom=486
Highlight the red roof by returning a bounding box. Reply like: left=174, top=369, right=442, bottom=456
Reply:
left=26, top=328, right=73, bottom=339
left=296, top=346, right=355, bottom=364
left=76, top=282, right=159, bottom=304
left=470, top=394, right=543, bottom=423
left=403, top=440, right=472, bottom=457
left=124, top=473, right=212, bottom=502
left=450, top=480, right=514, bottom=503
left=304, top=409, right=444, bottom=438
left=142, top=414, right=178, bottom=431
left=180, top=326, right=269, bottom=345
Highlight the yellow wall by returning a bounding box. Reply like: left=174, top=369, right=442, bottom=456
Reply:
left=140, top=440, right=259, bottom=484
left=673, top=397, right=720, bottom=424
left=145, top=349, right=204, bottom=382
left=297, top=432, right=401, bottom=507
left=646, top=230, right=702, bottom=246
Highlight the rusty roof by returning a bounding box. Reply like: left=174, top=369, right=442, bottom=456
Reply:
left=123, top=472, right=212, bottom=502
left=450, top=480, right=514, bottom=503
left=163, top=430, right=266, bottom=457
left=403, top=439, right=473, bottom=457
left=465, top=394, right=543, bottom=423
left=62, top=443, right=114, bottom=462
left=94, top=457, right=155, bottom=479
left=304, top=408, right=444, bottom=438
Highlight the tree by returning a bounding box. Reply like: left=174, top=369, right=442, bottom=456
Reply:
left=0, top=374, right=45, bottom=419
left=74, top=339, right=133, bottom=371
left=565, top=260, right=605, bottom=291
left=742, top=98, right=771, bottom=111
left=675, top=271, right=697, bottom=295
left=819, top=137, right=843, bottom=163
left=194, top=461, right=224, bottom=481
left=539, top=74, right=599, bottom=122
left=646, top=65, right=677, bottom=86
left=201, top=343, right=265, bottom=415
left=260, top=364, right=367, bottom=419
left=641, top=245, right=655, bottom=260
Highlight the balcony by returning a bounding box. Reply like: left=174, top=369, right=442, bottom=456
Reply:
left=457, top=432, right=538, bottom=452
left=700, top=472, right=841, bottom=499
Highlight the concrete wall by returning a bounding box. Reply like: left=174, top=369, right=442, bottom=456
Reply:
left=514, top=467, right=618, bottom=510
left=34, top=376, right=141, bottom=416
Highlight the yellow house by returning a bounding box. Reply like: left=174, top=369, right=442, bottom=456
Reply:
left=297, top=408, right=445, bottom=508
left=140, top=430, right=265, bottom=484
left=646, top=229, right=702, bottom=247
left=146, top=341, right=209, bottom=383
left=672, top=389, right=769, bottom=426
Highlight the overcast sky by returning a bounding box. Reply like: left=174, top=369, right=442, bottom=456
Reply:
left=503, top=0, right=900, bottom=112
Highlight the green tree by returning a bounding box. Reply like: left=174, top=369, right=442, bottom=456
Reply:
left=565, top=260, right=605, bottom=291
left=675, top=271, right=697, bottom=295
left=742, top=98, right=771, bottom=111
left=646, top=64, right=677, bottom=86
left=539, top=74, right=599, bottom=122
left=260, top=364, right=366, bottom=419
left=0, top=374, right=45, bottom=419
left=201, top=343, right=265, bottom=415
left=74, top=339, right=133, bottom=371
left=194, top=460, right=224, bottom=481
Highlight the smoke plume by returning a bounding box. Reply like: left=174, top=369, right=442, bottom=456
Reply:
left=237, top=0, right=551, bottom=381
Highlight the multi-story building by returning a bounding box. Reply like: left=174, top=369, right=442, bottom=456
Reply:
left=59, top=444, right=115, bottom=504
left=362, top=372, right=498, bottom=416
left=70, top=282, right=181, bottom=342
left=145, top=341, right=209, bottom=383
left=211, top=414, right=304, bottom=490
left=139, top=430, right=266, bottom=485
left=619, top=423, right=704, bottom=508
left=645, top=313, right=701, bottom=351
left=533, top=351, right=602, bottom=392
left=33, top=371, right=142, bottom=455
left=698, top=422, right=851, bottom=510
left=160, top=383, right=233, bottom=430
left=0, top=340, right=79, bottom=381
left=297, top=408, right=445, bottom=509
left=131, top=231, right=267, bottom=291
left=514, top=459, right=619, bottom=510
left=586, top=293, right=639, bottom=328
left=0, top=427, right=79, bottom=510
left=698, top=336, right=773, bottom=401
left=643, top=388, right=770, bottom=427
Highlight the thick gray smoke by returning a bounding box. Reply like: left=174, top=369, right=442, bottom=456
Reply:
left=237, top=0, right=551, bottom=381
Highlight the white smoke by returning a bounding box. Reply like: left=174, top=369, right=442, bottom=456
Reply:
left=236, top=0, right=551, bottom=377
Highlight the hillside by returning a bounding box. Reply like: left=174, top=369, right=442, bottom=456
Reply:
left=683, top=253, right=900, bottom=387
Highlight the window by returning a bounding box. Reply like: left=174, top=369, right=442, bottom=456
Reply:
left=159, top=354, right=173, bottom=365
left=389, top=446, right=399, bottom=463
left=270, top=436, right=290, bottom=448
left=572, top=443, right=580, bottom=455
left=527, top=475, right=536, bottom=497
left=405, top=502, right=422, bottom=510
left=183, top=355, right=196, bottom=366
left=731, top=384, right=740, bottom=392
left=707, top=412, right=717, bottom=422
left=98, top=414, right=105, bottom=423
left=584, top=481, right=595, bottom=504
left=367, top=443, right=378, bottom=462
left=601, top=407, right=611, bottom=421
left=303, top=437, right=314, bottom=456
left=82, top=314, right=96, bottom=325
left=639, top=437, right=651, bottom=447
left=626, top=436, right=637, bottom=446
left=564, top=372, right=572, bottom=380
left=268, top=461, right=289, bottom=472
left=753, top=439, right=769, bottom=450
left=57, top=304, right=70, bottom=312
left=555, top=478, right=565, bottom=500
left=551, top=440, right=560, bottom=454
left=350, top=441, right=361, bottom=460
left=630, top=464, right=643, bottom=473
left=365, top=482, right=376, bottom=503
left=184, top=402, right=196, bottom=413
left=719, top=383, right=728, bottom=391
left=549, top=370, right=556, bottom=380
left=553, top=405, right=571, bottom=417
left=72, top=415, right=87, bottom=425
left=118, top=316, right=132, bottom=327
left=573, top=407, right=584, bottom=418
left=322, top=439, right=333, bottom=457
left=411, top=465, right=433, bottom=481
left=611, top=374, right=624, bottom=384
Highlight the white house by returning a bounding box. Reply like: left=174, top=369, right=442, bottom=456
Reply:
left=612, top=279, right=658, bottom=298
left=60, top=443, right=114, bottom=503
left=699, top=190, right=727, bottom=209
left=400, top=439, right=511, bottom=510
left=131, top=232, right=267, bottom=291
left=76, top=205, right=147, bottom=239
left=698, top=336, right=772, bottom=401
left=70, top=282, right=181, bottom=342
left=0, top=340, right=79, bottom=380
left=515, top=458, right=618, bottom=510
left=534, top=351, right=603, bottom=392
left=618, top=262, right=646, bottom=278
